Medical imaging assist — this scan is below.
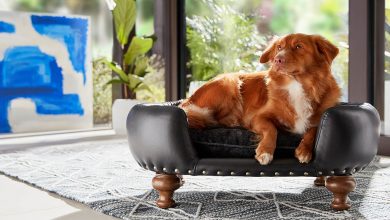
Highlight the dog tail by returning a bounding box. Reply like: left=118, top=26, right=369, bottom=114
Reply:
left=179, top=101, right=217, bottom=128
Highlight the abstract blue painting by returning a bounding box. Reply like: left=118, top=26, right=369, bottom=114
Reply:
left=0, top=12, right=92, bottom=134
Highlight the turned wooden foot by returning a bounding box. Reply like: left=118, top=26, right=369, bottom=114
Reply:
left=152, top=174, right=182, bottom=209
left=325, top=176, right=356, bottom=211
left=314, top=176, right=326, bottom=186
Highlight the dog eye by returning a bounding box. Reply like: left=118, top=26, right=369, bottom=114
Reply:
left=295, top=44, right=302, bottom=49
left=277, top=45, right=282, bottom=50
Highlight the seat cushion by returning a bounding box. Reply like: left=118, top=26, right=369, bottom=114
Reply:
left=189, top=127, right=302, bottom=158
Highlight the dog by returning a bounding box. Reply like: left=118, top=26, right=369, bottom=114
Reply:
left=180, top=33, right=341, bottom=165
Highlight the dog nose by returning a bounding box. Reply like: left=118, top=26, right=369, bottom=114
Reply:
left=274, top=55, right=285, bottom=64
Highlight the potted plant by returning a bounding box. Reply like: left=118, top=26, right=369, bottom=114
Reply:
left=105, top=0, right=154, bottom=135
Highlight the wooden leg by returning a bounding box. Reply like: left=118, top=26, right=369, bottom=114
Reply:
left=314, top=176, right=326, bottom=186
left=325, top=176, right=356, bottom=211
left=152, top=173, right=182, bottom=209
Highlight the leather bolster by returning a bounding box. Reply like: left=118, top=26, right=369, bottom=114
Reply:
left=312, top=103, right=380, bottom=172
left=127, top=103, right=199, bottom=174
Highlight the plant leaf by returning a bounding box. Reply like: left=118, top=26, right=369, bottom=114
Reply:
left=103, top=77, right=123, bottom=90
left=113, top=0, right=136, bottom=46
left=134, top=56, right=149, bottom=77
left=105, top=78, right=124, bottom=85
left=134, top=82, right=152, bottom=93
left=124, top=37, right=153, bottom=66
left=127, top=74, right=143, bottom=90
left=103, top=60, right=129, bottom=83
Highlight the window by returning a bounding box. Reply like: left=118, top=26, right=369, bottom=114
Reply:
left=384, top=0, right=390, bottom=136
left=185, top=0, right=349, bottom=100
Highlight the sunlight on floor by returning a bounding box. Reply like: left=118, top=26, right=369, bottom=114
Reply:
left=0, top=175, right=116, bottom=220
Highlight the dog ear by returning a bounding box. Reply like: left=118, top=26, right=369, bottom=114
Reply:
left=313, top=35, right=339, bottom=64
left=260, top=37, right=279, bottom=63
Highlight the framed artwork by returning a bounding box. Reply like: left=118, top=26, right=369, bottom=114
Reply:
left=0, top=11, right=92, bottom=134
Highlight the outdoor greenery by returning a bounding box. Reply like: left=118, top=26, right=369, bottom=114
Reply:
left=186, top=0, right=268, bottom=81
left=93, top=58, right=112, bottom=124
left=186, top=0, right=349, bottom=100
left=136, top=54, right=166, bottom=102
left=136, top=0, right=155, bottom=36
left=385, top=0, right=390, bottom=79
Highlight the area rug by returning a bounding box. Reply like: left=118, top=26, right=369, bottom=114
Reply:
left=0, top=139, right=389, bottom=219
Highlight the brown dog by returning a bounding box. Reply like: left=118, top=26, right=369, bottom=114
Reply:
left=180, top=33, right=341, bottom=165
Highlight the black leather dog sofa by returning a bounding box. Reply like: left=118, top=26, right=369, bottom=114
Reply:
left=126, top=101, right=380, bottom=211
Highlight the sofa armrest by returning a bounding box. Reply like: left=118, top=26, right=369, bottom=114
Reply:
left=126, top=102, right=199, bottom=174
left=312, top=103, right=380, bottom=173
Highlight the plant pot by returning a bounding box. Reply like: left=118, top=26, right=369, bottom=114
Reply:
left=112, top=99, right=143, bottom=136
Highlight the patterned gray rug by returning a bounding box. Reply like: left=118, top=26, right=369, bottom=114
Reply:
left=0, top=139, right=389, bottom=219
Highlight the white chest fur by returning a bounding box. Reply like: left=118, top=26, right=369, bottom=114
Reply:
left=283, top=80, right=312, bottom=134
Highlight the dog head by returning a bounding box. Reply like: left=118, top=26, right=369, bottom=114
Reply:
left=259, top=33, right=339, bottom=76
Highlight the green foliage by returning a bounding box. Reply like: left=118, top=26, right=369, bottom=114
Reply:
left=13, top=0, right=61, bottom=12
left=136, top=0, right=155, bottom=36
left=124, top=36, right=153, bottom=65
left=134, top=56, right=150, bottom=77
left=186, top=0, right=267, bottom=81
left=113, top=0, right=136, bottom=47
left=269, top=0, right=347, bottom=40
left=136, top=55, right=166, bottom=102
left=107, top=0, right=155, bottom=97
left=93, top=58, right=112, bottom=124
left=104, top=60, right=129, bottom=82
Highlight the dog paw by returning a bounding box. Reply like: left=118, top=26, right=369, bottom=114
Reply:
left=255, top=153, right=273, bottom=165
left=295, top=145, right=312, bottom=163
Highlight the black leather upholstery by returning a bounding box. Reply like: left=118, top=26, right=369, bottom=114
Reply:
left=312, top=103, right=380, bottom=172
left=127, top=102, right=198, bottom=173
left=126, top=101, right=380, bottom=177
left=190, top=127, right=301, bottom=158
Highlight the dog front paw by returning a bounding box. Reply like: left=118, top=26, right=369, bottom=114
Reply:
left=255, top=152, right=273, bottom=165
left=295, top=144, right=312, bottom=163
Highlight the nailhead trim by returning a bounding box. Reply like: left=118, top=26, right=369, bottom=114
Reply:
left=145, top=167, right=360, bottom=176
